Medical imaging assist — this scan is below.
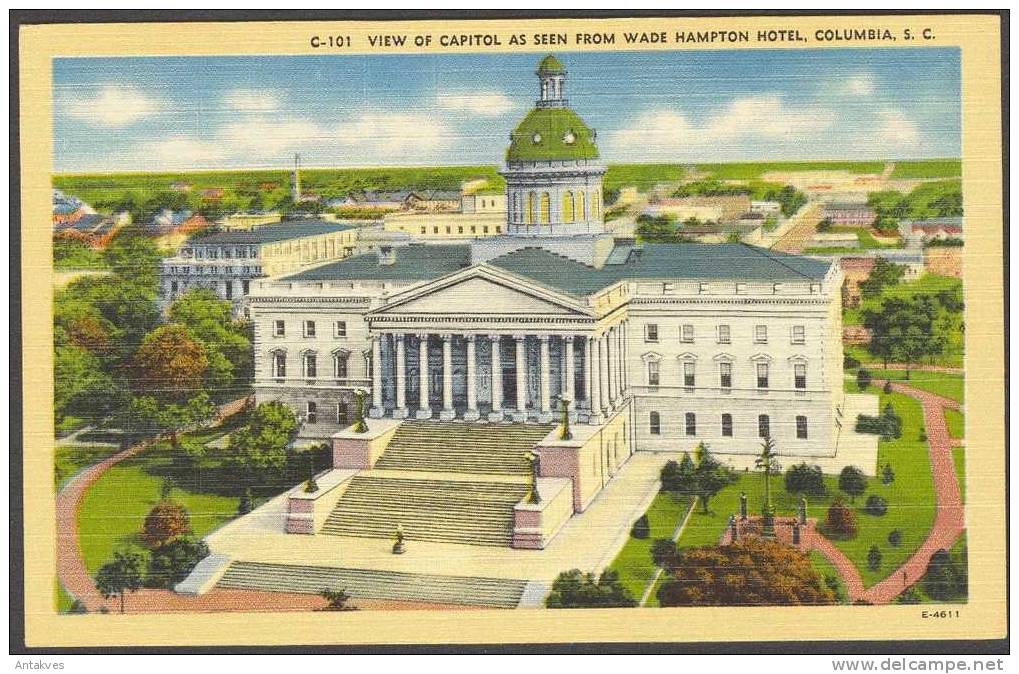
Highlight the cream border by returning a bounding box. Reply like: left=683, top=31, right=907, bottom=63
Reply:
left=18, top=14, right=1005, bottom=647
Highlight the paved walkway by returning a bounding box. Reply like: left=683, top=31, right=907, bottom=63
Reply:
left=771, top=202, right=823, bottom=254
left=808, top=380, right=964, bottom=604
left=56, top=396, right=250, bottom=613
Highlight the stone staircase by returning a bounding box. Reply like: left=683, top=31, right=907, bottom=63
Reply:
left=215, top=561, right=528, bottom=608
left=321, top=473, right=527, bottom=546
left=373, top=421, right=553, bottom=476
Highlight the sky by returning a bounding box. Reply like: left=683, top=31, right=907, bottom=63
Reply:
left=52, top=48, right=961, bottom=173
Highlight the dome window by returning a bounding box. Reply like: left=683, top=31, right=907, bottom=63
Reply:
left=532, top=132, right=542, bottom=144
left=563, top=131, right=576, bottom=144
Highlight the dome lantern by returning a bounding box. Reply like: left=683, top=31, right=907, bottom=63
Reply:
left=536, top=54, right=567, bottom=109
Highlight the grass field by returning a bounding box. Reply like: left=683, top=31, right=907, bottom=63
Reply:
left=810, top=551, right=848, bottom=604
left=606, top=491, right=693, bottom=603
left=55, top=443, right=124, bottom=488
left=890, top=160, right=962, bottom=180
left=56, top=581, right=76, bottom=613
left=696, top=161, right=885, bottom=180
left=945, top=408, right=965, bottom=438
left=865, top=369, right=964, bottom=404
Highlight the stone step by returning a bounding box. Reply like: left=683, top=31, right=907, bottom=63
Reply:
left=215, top=561, right=527, bottom=607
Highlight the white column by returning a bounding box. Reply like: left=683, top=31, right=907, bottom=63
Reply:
left=590, top=336, right=602, bottom=420
left=538, top=335, right=552, bottom=421
left=564, top=335, right=575, bottom=413
left=464, top=335, right=479, bottom=421
left=604, top=329, right=614, bottom=408
left=370, top=335, right=383, bottom=417
left=615, top=324, right=624, bottom=400
left=620, top=320, right=628, bottom=395
left=489, top=335, right=503, bottom=422
left=513, top=334, right=528, bottom=421
left=440, top=334, right=454, bottom=420
left=599, top=333, right=610, bottom=413
left=583, top=336, right=594, bottom=414
left=416, top=333, right=431, bottom=419
left=394, top=334, right=407, bottom=418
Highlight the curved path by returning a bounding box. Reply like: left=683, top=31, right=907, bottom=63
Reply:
left=56, top=396, right=250, bottom=613
left=809, top=380, right=964, bottom=604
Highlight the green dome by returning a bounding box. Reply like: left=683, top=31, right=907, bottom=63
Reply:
left=536, top=54, right=566, bottom=74
left=506, top=107, right=599, bottom=162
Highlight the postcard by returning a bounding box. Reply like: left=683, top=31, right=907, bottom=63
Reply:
left=13, top=11, right=1007, bottom=651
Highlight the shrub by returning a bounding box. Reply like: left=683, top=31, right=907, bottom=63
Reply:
left=237, top=487, right=254, bottom=516
left=824, top=574, right=847, bottom=604
left=881, top=464, right=896, bottom=485
left=919, top=428, right=928, bottom=442
left=838, top=466, right=867, bottom=503
left=784, top=463, right=827, bottom=497
left=844, top=355, right=860, bottom=370
left=140, top=500, right=191, bottom=548
left=882, top=402, right=902, bottom=439
left=631, top=514, right=650, bottom=539
left=67, top=600, right=88, bottom=614
left=650, top=538, right=677, bottom=568
left=883, top=380, right=893, bottom=394
left=922, top=548, right=968, bottom=601
left=320, top=588, right=358, bottom=611
left=864, top=495, right=888, bottom=516
left=896, top=587, right=922, bottom=604
left=824, top=501, right=858, bottom=539
left=888, top=529, right=903, bottom=547
left=867, top=545, right=882, bottom=571
left=145, top=537, right=209, bottom=589
left=857, top=369, right=872, bottom=391
left=546, top=569, right=637, bottom=608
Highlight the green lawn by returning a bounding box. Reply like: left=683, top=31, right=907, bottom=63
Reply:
left=953, top=447, right=966, bottom=504
left=55, top=581, right=76, bottom=613
left=890, top=159, right=961, bottom=179
left=810, top=551, right=848, bottom=604
left=865, top=369, right=964, bottom=404
left=55, top=444, right=123, bottom=488
left=945, top=408, right=965, bottom=438
left=697, top=161, right=884, bottom=180
left=607, top=491, right=693, bottom=603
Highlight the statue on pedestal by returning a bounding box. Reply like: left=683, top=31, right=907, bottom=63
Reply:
left=739, top=491, right=748, bottom=520
left=524, top=451, right=542, bottom=504
left=558, top=398, right=572, bottom=441
left=352, top=388, right=369, bottom=434
left=392, top=524, right=405, bottom=554
left=755, top=437, right=781, bottom=538
left=799, top=496, right=808, bottom=525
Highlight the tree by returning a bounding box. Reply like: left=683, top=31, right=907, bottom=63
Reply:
left=104, top=227, right=163, bottom=294
left=635, top=214, right=680, bottom=243
left=858, top=258, right=905, bottom=299
left=320, top=588, right=358, bottom=611
left=887, top=529, right=903, bottom=547
left=95, top=549, right=146, bottom=614
left=838, top=465, right=867, bottom=503
left=227, top=401, right=299, bottom=485
left=656, top=539, right=835, bottom=606
left=922, top=548, right=968, bottom=601
left=863, top=295, right=950, bottom=375
left=129, top=391, right=216, bottom=452
left=660, top=454, right=695, bottom=493
left=755, top=438, right=781, bottom=528
left=545, top=569, right=636, bottom=608
left=690, top=444, right=737, bottom=514
left=141, top=500, right=192, bottom=548
left=630, top=514, right=650, bottom=539
left=882, top=464, right=896, bottom=485
left=864, top=495, right=888, bottom=517
left=145, top=538, right=209, bottom=589
left=53, top=345, right=120, bottom=425
left=856, top=368, right=872, bottom=391
left=867, top=545, right=883, bottom=571
left=784, top=463, right=827, bottom=497
left=824, top=501, right=858, bottom=539
left=130, top=324, right=209, bottom=399
left=168, top=290, right=253, bottom=396
left=650, top=538, right=677, bottom=568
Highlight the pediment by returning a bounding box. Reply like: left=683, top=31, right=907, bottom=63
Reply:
left=371, top=267, right=594, bottom=318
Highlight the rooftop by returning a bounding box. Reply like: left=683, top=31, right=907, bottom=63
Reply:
left=537, top=54, right=566, bottom=74
left=506, top=107, right=599, bottom=163
left=282, top=241, right=831, bottom=296
left=188, top=220, right=358, bottom=245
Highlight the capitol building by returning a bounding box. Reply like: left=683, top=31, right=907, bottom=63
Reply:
left=244, top=56, right=866, bottom=547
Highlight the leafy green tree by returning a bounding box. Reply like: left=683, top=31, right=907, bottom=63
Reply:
left=660, top=454, right=696, bottom=493
left=145, top=538, right=209, bottom=589
left=168, top=289, right=253, bottom=396
left=545, top=569, right=636, bottom=608
left=859, top=258, right=905, bottom=299
left=141, top=500, right=192, bottom=548
left=104, top=227, right=163, bottom=294
left=922, top=547, right=968, bottom=601
left=863, top=295, right=951, bottom=374
left=783, top=463, right=827, bottom=497
left=671, top=444, right=737, bottom=514
left=95, top=549, right=147, bottom=614
left=227, top=401, right=299, bottom=485
left=630, top=514, right=650, bottom=539
left=129, top=392, right=216, bottom=452
left=54, top=346, right=120, bottom=425
left=838, top=466, right=868, bottom=503
left=867, top=545, right=883, bottom=571
left=856, top=369, right=872, bottom=391
left=635, top=214, right=680, bottom=243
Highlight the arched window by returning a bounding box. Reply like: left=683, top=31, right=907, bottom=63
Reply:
left=649, top=411, right=661, bottom=435
left=562, top=191, right=575, bottom=223
left=271, top=350, right=286, bottom=379
left=525, top=192, right=536, bottom=224
left=539, top=192, right=551, bottom=224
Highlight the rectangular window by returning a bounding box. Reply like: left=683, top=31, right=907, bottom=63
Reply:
left=796, top=415, right=808, bottom=439
left=685, top=412, right=696, bottom=436
left=681, top=324, right=694, bottom=342
left=304, top=353, right=317, bottom=379
left=645, top=324, right=659, bottom=342
left=757, top=363, right=769, bottom=389
left=224, top=281, right=233, bottom=300
left=717, top=325, right=731, bottom=344
left=754, top=325, right=768, bottom=343
left=649, top=411, right=661, bottom=435
left=273, top=352, right=286, bottom=379
left=307, top=401, right=317, bottom=424
left=304, top=320, right=316, bottom=337
left=337, top=403, right=349, bottom=425
left=794, top=363, right=807, bottom=389
left=483, top=226, right=490, bottom=234
left=334, top=353, right=348, bottom=379
left=334, top=321, right=347, bottom=338
left=445, top=226, right=451, bottom=234
left=420, top=227, right=426, bottom=234
left=721, top=413, right=733, bottom=437
left=759, top=414, right=770, bottom=439
left=242, top=280, right=250, bottom=295
left=719, top=362, right=732, bottom=389
left=683, top=362, right=695, bottom=388
left=433, top=226, right=439, bottom=234
left=170, top=280, right=178, bottom=293
left=791, top=325, right=806, bottom=344
left=458, top=226, right=464, bottom=234
left=648, top=361, right=660, bottom=386
left=274, top=320, right=285, bottom=337
left=698, top=282, right=709, bottom=294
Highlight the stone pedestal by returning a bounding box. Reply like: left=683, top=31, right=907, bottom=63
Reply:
left=511, top=410, right=528, bottom=422
left=463, top=409, right=481, bottom=422
left=415, top=408, right=433, bottom=420
left=439, top=408, right=456, bottom=421
left=488, top=410, right=505, bottom=423
left=392, top=408, right=408, bottom=419
left=369, top=407, right=385, bottom=419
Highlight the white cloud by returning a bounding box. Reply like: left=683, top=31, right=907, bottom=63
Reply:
left=876, top=109, right=920, bottom=144
left=336, top=112, right=451, bottom=155
left=133, top=135, right=224, bottom=170
left=843, top=74, right=876, bottom=97
left=435, top=91, right=517, bottom=116
left=61, top=85, right=160, bottom=128
left=222, top=89, right=281, bottom=112
left=219, top=117, right=327, bottom=156
left=606, top=95, right=835, bottom=161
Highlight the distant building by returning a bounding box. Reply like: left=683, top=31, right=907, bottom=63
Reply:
left=158, top=220, right=364, bottom=317
left=52, top=189, right=94, bottom=229
left=170, top=181, right=193, bottom=193
left=404, top=190, right=461, bottom=212
left=647, top=195, right=751, bottom=223
left=217, top=211, right=283, bottom=230
left=147, top=209, right=208, bottom=236
left=822, top=202, right=876, bottom=227
left=460, top=191, right=506, bottom=214
left=750, top=200, right=782, bottom=216
left=924, top=246, right=962, bottom=279
left=837, top=257, right=876, bottom=308
left=898, top=217, right=964, bottom=244
left=200, top=188, right=226, bottom=201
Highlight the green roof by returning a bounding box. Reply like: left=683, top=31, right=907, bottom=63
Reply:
left=536, top=55, right=565, bottom=74
left=189, top=220, right=357, bottom=245
left=283, top=241, right=831, bottom=297
left=506, top=107, right=599, bottom=162
left=282, top=244, right=471, bottom=282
